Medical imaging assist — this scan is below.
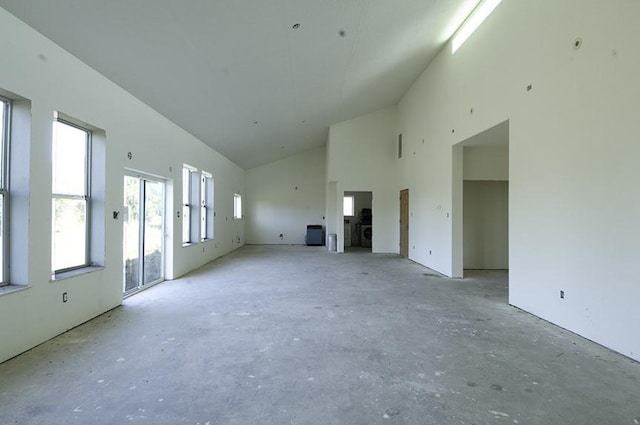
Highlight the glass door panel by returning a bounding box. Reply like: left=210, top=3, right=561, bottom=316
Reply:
left=143, top=180, right=164, bottom=285
left=123, top=176, right=140, bottom=293
left=123, top=175, right=165, bottom=295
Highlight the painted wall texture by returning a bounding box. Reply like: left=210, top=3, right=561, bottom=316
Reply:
left=327, top=0, right=640, bottom=361
left=245, top=147, right=326, bottom=245
left=0, top=9, right=244, bottom=363
left=2, top=0, right=639, bottom=366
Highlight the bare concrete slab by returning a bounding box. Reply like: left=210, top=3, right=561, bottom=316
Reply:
left=0, top=245, right=638, bottom=424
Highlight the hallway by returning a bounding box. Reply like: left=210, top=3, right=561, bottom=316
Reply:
left=0, top=246, right=638, bottom=424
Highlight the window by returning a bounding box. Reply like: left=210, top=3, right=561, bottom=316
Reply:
left=343, top=196, right=355, bottom=217
left=233, top=193, right=242, bottom=220
left=451, top=0, right=503, bottom=54
left=182, top=165, right=199, bottom=244
left=200, top=172, right=214, bottom=241
left=0, top=97, right=10, bottom=285
left=51, top=118, right=91, bottom=272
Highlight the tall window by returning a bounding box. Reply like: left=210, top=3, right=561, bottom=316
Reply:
left=52, top=118, right=91, bottom=272
left=200, top=172, right=214, bottom=241
left=233, top=193, right=242, bottom=220
left=0, top=97, right=10, bottom=285
left=182, top=165, right=199, bottom=244
left=343, top=195, right=355, bottom=217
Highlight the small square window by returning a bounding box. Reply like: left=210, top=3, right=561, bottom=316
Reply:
left=343, top=196, right=355, bottom=217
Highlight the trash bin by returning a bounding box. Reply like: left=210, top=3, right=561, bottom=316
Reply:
left=327, top=233, right=337, bottom=252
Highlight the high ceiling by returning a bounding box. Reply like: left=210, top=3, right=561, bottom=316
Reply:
left=0, top=0, right=479, bottom=169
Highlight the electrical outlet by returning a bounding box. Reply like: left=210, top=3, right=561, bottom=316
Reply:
left=560, top=290, right=565, bottom=299
left=62, top=292, right=68, bottom=303
left=429, top=250, right=432, bottom=255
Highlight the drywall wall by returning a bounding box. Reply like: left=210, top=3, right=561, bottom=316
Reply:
left=0, top=8, right=244, bottom=363
left=463, top=181, right=508, bottom=269
left=245, top=147, right=326, bottom=245
left=463, top=146, right=508, bottom=181
left=326, top=107, right=398, bottom=253
left=392, top=0, right=640, bottom=361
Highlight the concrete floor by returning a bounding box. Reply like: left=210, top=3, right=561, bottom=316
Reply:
left=1, top=245, right=639, bottom=425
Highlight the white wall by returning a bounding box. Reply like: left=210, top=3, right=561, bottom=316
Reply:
left=326, top=107, right=398, bottom=253
left=245, top=147, right=326, bottom=245
left=0, top=8, right=244, bottom=363
left=463, top=146, right=508, bottom=181
left=329, top=0, right=640, bottom=361
left=463, top=181, right=509, bottom=269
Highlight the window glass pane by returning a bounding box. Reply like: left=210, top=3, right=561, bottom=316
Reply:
left=343, top=196, right=354, bottom=216
left=52, top=198, right=87, bottom=270
left=200, top=204, right=206, bottom=241
left=182, top=168, right=190, bottom=205
left=182, top=205, right=190, bottom=244
left=0, top=194, right=4, bottom=283
left=200, top=175, right=206, bottom=241
left=143, top=180, right=163, bottom=284
left=123, top=176, right=140, bottom=292
left=234, top=194, right=242, bottom=219
left=53, top=120, right=87, bottom=195
left=182, top=167, right=191, bottom=243
left=0, top=101, right=4, bottom=183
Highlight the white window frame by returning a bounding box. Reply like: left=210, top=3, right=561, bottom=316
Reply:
left=200, top=172, right=214, bottom=241
left=182, top=164, right=200, bottom=245
left=51, top=116, right=92, bottom=274
left=0, top=96, right=10, bottom=285
left=233, top=193, right=242, bottom=220
left=343, top=195, right=355, bottom=217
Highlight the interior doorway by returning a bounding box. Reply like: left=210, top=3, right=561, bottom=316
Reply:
left=123, top=174, right=165, bottom=295
left=463, top=180, right=508, bottom=269
left=452, top=120, right=509, bottom=279
left=343, top=191, right=373, bottom=252
left=399, top=189, right=409, bottom=257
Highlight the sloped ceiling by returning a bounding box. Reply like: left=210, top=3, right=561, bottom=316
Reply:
left=0, top=0, right=479, bottom=169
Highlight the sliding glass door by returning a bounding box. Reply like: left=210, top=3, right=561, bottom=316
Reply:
left=123, top=175, right=165, bottom=295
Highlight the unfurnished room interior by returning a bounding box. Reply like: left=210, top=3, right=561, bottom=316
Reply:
left=0, top=1, right=639, bottom=424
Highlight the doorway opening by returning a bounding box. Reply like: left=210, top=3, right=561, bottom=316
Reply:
left=400, top=189, right=409, bottom=257
left=343, top=191, right=373, bottom=252
left=123, top=174, right=166, bottom=296
left=452, top=120, right=509, bottom=287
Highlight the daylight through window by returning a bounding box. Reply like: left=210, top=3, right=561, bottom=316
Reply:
left=51, top=118, right=91, bottom=272
left=0, top=97, right=10, bottom=284
left=233, top=193, right=242, bottom=220
left=343, top=196, right=355, bottom=217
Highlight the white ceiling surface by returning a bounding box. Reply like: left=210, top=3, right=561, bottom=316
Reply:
left=0, top=0, right=479, bottom=169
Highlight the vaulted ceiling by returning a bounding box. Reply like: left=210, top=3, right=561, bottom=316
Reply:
left=0, top=0, right=480, bottom=169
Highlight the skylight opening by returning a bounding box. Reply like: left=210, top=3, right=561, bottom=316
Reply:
left=451, top=0, right=503, bottom=54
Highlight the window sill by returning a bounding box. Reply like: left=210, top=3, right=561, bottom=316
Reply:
left=0, top=284, right=30, bottom=297
left=51, top=265, right=104, bottom=282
